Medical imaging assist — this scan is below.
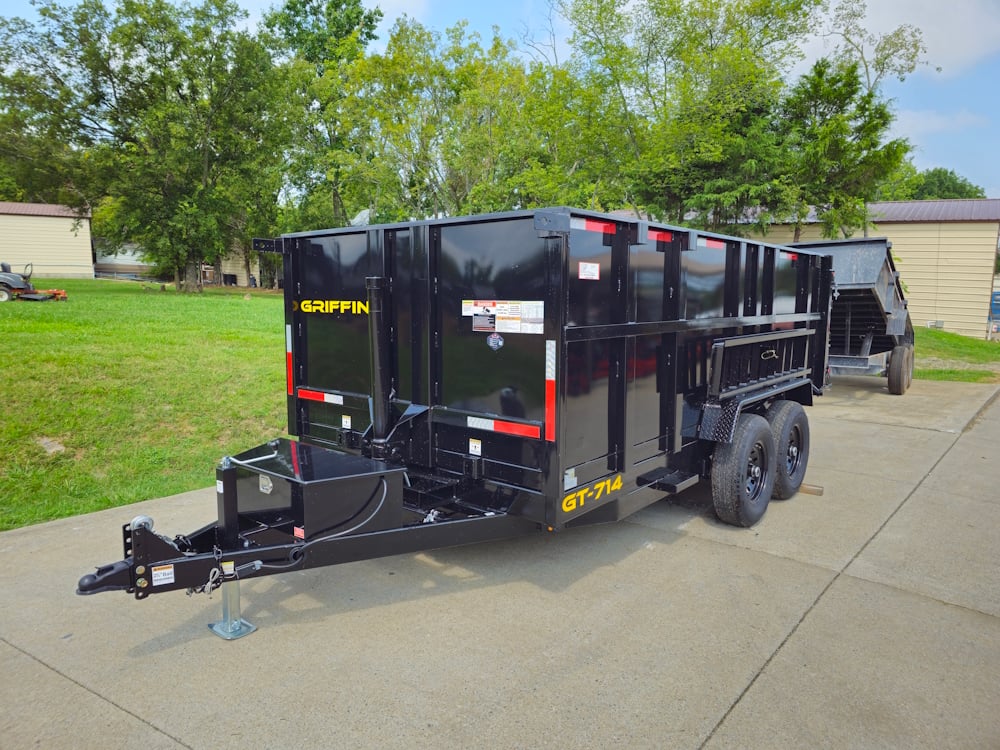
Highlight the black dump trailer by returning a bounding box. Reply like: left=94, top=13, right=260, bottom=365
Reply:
left=792, top=237, right=914, bottom=394
left=78, top=208, right=833, bottom=637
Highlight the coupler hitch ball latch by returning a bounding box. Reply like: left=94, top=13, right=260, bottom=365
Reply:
left=76, top=515, right=154, bottom=595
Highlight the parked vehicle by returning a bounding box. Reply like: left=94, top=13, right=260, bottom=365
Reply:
left=0, top=262, right=67, bottom=302
left=78, top=208, right=833, bottom=637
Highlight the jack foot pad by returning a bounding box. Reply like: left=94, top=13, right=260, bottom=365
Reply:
left=208, top=618, right=257, bottom=640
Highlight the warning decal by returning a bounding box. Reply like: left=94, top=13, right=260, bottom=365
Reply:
left=578, top=262, right=600, bottom=281
left=462, top=300, right=544, bottom=335
left=151, top=564, right=175, bottom=586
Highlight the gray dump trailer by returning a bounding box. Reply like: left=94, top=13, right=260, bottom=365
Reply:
left=793, top=237, right=914, bottom=394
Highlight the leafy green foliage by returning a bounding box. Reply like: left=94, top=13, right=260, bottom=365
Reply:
left=2, top=0, right=293, bottom=283
left=0, top=0, right=948, bottom=253
left=913, top=167, right=987, bottom=200
left=781, top=57, right=908, bottom=238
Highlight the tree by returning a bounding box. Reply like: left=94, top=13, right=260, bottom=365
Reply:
left=780, top=57, right=908, bottom=239
left=822, top=0, right=934, bottom=93
left=913, top=167, right=986, bottom=200
left=559, top=0, right=823, bottom=227
left=873, top=159, right=922, bottom=201
left=1, top=0, right=291, bottom=286
left=263, top=0, right=381, bottom=228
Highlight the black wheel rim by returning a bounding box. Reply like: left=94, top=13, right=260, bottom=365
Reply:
left=785, top=425, right=801, bottom=475
left=745, top=440, right=768, bottom=500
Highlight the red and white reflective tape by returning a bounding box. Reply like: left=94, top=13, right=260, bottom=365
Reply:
left=570, top=216, right=616, bottom=235
left=648, top=228, right=673, bottom=243
left=697, top=236, right=726, bottom=250
left=298, top=389, right=344, bottom=405
left=545, top=339, right=556, bottom=442
left=466, top=416, right=541, bottom=439
left=285, top=324, right=294, bottom=395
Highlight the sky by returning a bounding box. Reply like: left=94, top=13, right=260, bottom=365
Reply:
left=5, top=0, right=1000, bottom=198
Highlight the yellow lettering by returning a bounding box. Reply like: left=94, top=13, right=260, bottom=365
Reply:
left=295, top=299, right=371, bottom=315
left=562, top=475, right=624, bottom=514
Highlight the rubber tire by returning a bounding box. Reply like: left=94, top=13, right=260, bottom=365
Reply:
left=711, top=413, right=776, bottom=527
left=0, top=286, right=10, bottom=303
left=888, top=345, right=909, bottom=395
left=765, top=400, right=810, bottom=499
left=904, top=344, right=914, bottom=391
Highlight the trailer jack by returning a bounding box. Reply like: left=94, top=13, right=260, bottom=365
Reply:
left=207, top=581, right=256, bottom=640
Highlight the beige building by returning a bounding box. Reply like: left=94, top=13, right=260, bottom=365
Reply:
left=218, top=253, right=260, bottom=287
left=0, top=201, right=94, bottom=278
left=757, top=199, right=1000, bottom=339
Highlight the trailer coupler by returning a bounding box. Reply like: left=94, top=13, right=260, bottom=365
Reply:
left=77, top=559, right=133, bottom=595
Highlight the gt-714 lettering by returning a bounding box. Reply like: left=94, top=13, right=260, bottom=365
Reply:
left=562, top=474, right=623, bottom=513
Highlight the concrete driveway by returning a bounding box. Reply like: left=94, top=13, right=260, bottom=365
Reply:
left=2, top=376, right=999, bottom=749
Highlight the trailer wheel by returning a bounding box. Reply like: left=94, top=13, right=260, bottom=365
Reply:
left=765, top=400, right=810, bottom=499
left=888, top=345, right=910, bottom=395
left=0, top=286, right=11, bottom=303
left=711, top=413, right=776, bottom=527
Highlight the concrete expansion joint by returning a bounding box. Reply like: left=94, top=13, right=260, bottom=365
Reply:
left=699, top=400, right=991, bottom=749
left=1, top=636, right=194, bottom=750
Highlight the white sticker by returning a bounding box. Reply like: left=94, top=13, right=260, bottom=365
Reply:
left=325, top=393, right=344, bottom=405
left=342, top=415, right=352, bottom=430
left=578, top=262, right=600, bottom=281
left=521, top=301, right=545, bottom=335
left=469, top=438, right=482, bottom=456
left=564, top=468, right=578, bottom=491
left=464, top=300, right=544, bottom=334
left=221, top=560, right=235, bottom=576
left=216, top=480, right=224, bottom=494
left=151, top=564, right=175, bottom=586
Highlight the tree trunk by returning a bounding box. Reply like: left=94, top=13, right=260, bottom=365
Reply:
left=243, top=247, right=252, bottom=288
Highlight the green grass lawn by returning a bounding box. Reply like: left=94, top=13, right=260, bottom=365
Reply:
left=914, top=326, right=1000, bottom=364
left=2, top=280, right=998, bottom=531
left=913, top=327, right=1000, bottom=383
left=0, top=279, right=287, bottom=530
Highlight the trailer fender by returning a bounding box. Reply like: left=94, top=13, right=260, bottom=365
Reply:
left=699, top=378, right=813, bottom=444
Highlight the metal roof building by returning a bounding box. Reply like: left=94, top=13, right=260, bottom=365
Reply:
left=0, top=201, right=94, bottom=278
left=759, top=199, right=1000, bottom=339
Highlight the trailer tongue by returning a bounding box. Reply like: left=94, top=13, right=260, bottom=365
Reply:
left=78, top=208, right=833, bottom=638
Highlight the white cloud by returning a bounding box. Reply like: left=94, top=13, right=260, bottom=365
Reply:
left=892, top=108, right=991, bottom=140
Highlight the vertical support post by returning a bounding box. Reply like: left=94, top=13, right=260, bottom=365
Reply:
left=208, top=459, right=256, bottom=640
left=367, top=276, right=393, bottom=459
left=209, top=581, right=256, bottom=640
